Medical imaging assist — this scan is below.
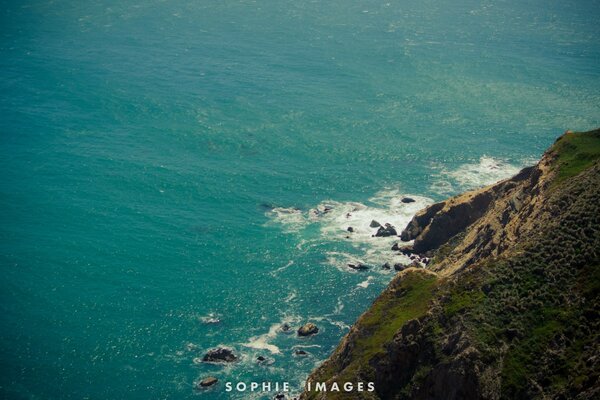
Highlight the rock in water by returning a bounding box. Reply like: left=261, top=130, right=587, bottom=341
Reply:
left=391, top=243, right=400, bottom=251
left=295, top=349, right=308, bottom=356
left=348, top=263, right=369, bottom=270
left=401, top=197, right=416, bottom=203
left=297, top=323, right=319, bottom=336
left=195, top=376, right=218, bottom=388
left=382, top=262, right=391, bottom=269
left=202, top=348, right=237, bottom=363
left=257, top=355, right=266, bottom=361
left=375, top=223, right=398, bottom=237
left=370, top=220, right=381, bottom=228
left=347, top=226, right=354, bottom=232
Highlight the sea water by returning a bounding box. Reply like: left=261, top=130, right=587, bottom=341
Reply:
left=1, top=0, right=599, bottom=399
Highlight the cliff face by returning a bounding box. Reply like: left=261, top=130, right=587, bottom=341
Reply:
left=302, top=129, right=600, bottom=400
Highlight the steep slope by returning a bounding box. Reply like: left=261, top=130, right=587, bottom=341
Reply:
left=301, top=129, right=600, bottom=400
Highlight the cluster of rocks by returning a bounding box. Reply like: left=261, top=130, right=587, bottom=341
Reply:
left=375, top=222, right=398, bottom=237
left=381, top=244, right=430, bottom=271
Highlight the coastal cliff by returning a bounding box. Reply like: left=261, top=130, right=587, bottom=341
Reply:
left=301, top=129, right=600, bottom=400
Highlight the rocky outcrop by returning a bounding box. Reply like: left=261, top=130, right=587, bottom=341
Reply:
left=400, top=201, right=446, bottom=241
left=298, top=323, right=319, bottom=337
left=375, top=223, right=397, bottom=237
left=202, top=348, right=238, bottom=363
left=302, top=129, right=600, bottom=400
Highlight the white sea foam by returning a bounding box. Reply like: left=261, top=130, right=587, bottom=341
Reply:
left=242, top=315, right=301, bottom=355
left=270, top=260, right=295, bottom=276
left=357, top=276, right=374, bottom=288
left=267, top=207, right=307, bottom=232
left=431, top=156, right=527, bottom=196
left=199, top=312, right=221, bottom=324
left=243, top=323, right=282, bottom=354
left=266, top=188, right=433, bottom=270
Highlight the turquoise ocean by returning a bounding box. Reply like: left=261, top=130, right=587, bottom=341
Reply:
left=1, top=0, right=599, bottom=399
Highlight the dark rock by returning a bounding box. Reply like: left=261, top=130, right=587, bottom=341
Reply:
left=257, top=355, right=266, bottom=361
left=401, top=197, right=416, bottom=203
left=382, top=262, right=391, bottom=270
left=400, top=246, right=413, bottom=256
left=295, top=349, right=308, bottom=356
left=195, top=376, right=218, bottom=388
left=370, top=220, right=381, bottom=228
left=297, top=323, right=319, bottom=337
left=202, top=348, right=237, bottom=363
left=391, top=243, right=400, bottom=251
left=393, top=263, right=407, bottom=271
left=375, top=223, right=398, bottom=237
left=280, top=323, right=292, bottom=333
left=348, top=263, right=369, bottom=270
left=274, top=394, right=286, bottom=400
left=347, top=226, right=354, bottom=232
left=400, top=201, right=446, bottom=241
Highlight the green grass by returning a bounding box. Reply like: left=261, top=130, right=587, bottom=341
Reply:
left=550, top=128, right=600, bottom=185
left=305, top=271, right=437, bottom=398
left=444, top=287, right=485, bottom=318
left=352, top=272, right=437, bottom=365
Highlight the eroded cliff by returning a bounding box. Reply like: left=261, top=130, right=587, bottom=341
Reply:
left=301, top=129, right=600, bottom=400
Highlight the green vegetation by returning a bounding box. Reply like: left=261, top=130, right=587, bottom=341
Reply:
left=443, top=288, right=485, bottom=318
left=550, top=128, right=600, bottom=185
left=305, top=271, right=437, bottom=399
left=351, top=271, right=436, bottom=364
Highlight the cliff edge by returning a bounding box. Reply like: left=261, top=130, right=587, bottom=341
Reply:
left=301, top=129, right=600, bottom=400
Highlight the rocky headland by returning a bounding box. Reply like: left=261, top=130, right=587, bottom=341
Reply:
left=301, top=129, right=600, bottom=400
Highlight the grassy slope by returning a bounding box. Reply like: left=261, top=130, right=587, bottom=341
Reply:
left=305, top=270, right=437, bottom=399
left=550, top=128, right=600, bottom=184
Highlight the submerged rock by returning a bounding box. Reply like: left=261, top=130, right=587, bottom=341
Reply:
left=401, top=197, right=416, bottom=203
left=375, top=223, right=398, bottom=237
left=348, top=263, right=369, bottom=270
left=280, top=323, right=292, bottom=333
left=202, top=348, right=237, bottom=363
left=382, top=262, right=391, bottom=270
left=370, top=220, right=381, bottom=228
left=195, top=376, right=218, bottom=388
left=298, top=323, right=319, bottom=337
left=295, top=349, right=308, bottom=356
